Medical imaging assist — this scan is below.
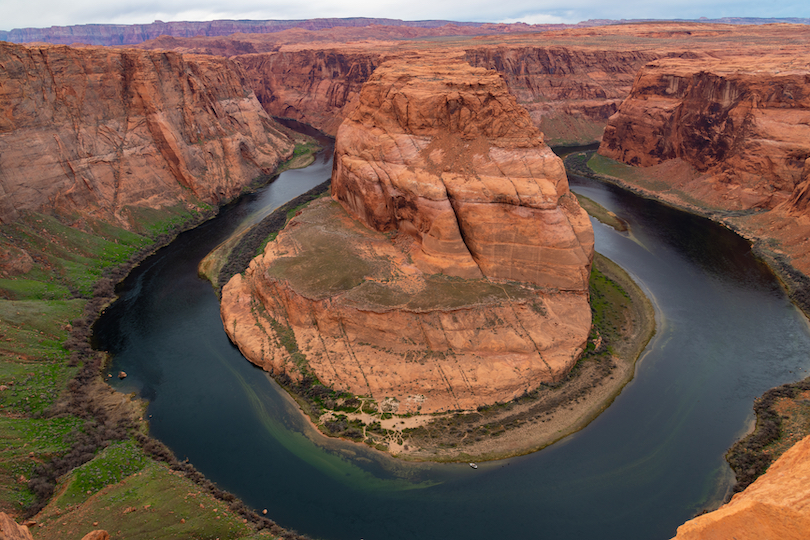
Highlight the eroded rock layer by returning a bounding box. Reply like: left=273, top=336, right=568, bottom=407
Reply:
left=672, top=433, right=810, bottom=540
left=221, top=55, right=593, bottom=416
left=222, top=198, right=592, bottom=414
left=599, top=56, right=810, bottom=212
left=331, top=54, right=594, bottom=290
left=0, top=42, right=294, bottom=227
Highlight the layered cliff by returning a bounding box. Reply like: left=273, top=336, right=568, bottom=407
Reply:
left=464, top=47, right=660, bottom=144
left=599, top=56, right=810, bottom=212
left=221, top=55, right=594, bottom=421
left=234, top=50, right=381, bottom=135
left=0, top=42, right=295, bottom=228
left=672, top=433, right=810, bottom=540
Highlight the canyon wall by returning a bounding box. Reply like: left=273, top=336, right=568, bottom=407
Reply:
left=234, top=50, right=381, bottom=135
left=0, top=42, right=295, bottom=228
left=221, top=54, right=594, bottom=417
left=464, top=47, right=660, bottom=144
left=599, top=56, right=810, bottom=212
left=227, top=45, right=657, bottom=143
left=672, top=433, right=810, bottom=540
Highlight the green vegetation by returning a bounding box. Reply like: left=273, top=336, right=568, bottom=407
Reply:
left=35, top=459, right=271, bottom=540
left=0, top=199, right=302, bottom=537
left=726, top=378, right=810, bottom=497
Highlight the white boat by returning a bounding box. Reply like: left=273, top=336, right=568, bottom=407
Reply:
left=469, top=463, right=478, bottom=469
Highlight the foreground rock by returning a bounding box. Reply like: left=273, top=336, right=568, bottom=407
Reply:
left=0, top=513, right=33, bottom=540
left=221, top=55, right=593, bottom=440
left=672, top=433, right=810, bottom=540
left=0, top=42, right=294, bottom=228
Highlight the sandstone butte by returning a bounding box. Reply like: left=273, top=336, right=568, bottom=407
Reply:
left=671, top=433, right=810, bottom=540
left=0, top=41, right=295, bottom=232
left=220, top=54, right=594, bottom=418
left=598, top=52, right=810, bottom=274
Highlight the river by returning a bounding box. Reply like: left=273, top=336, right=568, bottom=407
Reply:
left=93, top=147, right=810, bottom=540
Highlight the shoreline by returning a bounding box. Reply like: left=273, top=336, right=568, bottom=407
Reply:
left=392, top=252, right=656, bottom=462
left=261, top=250, right=656, bottom=463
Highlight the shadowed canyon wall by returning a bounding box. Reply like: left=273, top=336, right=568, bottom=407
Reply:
left=0, top=42, right=295, bottom=229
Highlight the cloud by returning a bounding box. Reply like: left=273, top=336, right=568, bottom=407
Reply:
left=2, top=0, right=810, bottom=32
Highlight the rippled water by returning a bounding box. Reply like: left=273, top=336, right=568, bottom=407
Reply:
left=94, top=151, right=810, bottom=540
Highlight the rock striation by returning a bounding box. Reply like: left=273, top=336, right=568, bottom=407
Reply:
left=235, top=50, right=381, bottom=135
left=0, top=42, right=294, bottom=228
left=599, top=56, right=810, bottom=212
left=672, top=433, right=810, bottom=540
left=331, top=54, right=594, bottom=289
left=221, top=55, right=594, bottom=417
left=464, top=47, right=660, bottom=144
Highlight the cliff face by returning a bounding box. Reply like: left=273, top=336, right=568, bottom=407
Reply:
left=221, top=55, right=594, bottom=418
left=331, top=54, right=594, bottom=289
left=0, top=42, right=294, bottom=228
left=464, top=47, right=660, bottom=144
left=599, top=57, right=810, bottom=211
left=234, top=50, right=381, bottom=135
left=672, top=433, right=810, bottom=540
left=228, top=45, right=657, bottom=144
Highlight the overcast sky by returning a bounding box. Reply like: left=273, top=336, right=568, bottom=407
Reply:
left=3, top=0, right=810, bottom=32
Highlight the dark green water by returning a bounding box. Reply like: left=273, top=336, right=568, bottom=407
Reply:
left=94, top=153, right=810, bottom=540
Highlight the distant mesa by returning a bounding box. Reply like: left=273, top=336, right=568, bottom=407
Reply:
left=221, top=53, right=594, bottom=425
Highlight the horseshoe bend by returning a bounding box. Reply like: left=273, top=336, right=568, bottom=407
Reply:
left=218, top=54, right=655, bottom=460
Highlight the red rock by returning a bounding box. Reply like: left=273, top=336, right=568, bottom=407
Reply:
left=0, top=42, right=295, bottom=228
left=221, top=55, right=593, bottom=417
left=80, top=531, right=110, bottom=540
left=672, top=434, right=810, bottom=540
left=331, top=53, right=594, bottom=290
left=599, top=55, right=810, bottom=212
left=0, top=512, right=34, bottom=540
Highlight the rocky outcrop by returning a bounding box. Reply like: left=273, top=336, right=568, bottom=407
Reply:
left=331, top=54, right=594, bottom=289
left=0, top=42, right=294, bottom=228
left=599, top=56, right=810, bottom=211
left=0, top=513, right=33, bottom=540
left=234, top=50, right=381, bottom=135
left=221, top=55, right=593, bottom=417
left=672, top=433, right=810, bottom=540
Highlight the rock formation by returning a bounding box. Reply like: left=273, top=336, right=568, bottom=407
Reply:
left=221, top=55, right=594, bottom=417
left=599, top=55, right=810, bottom=212
left=0, top=42, right=295, bottom=229
left=0, top=513, right=33, bottom=540
left=331, top=54, right=594, bottom=289
left=671, top=433, right=810, bottom=540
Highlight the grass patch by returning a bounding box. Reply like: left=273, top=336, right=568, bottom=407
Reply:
left=0, top=416, right=84, bottom=512
left=34, top=460, right=269, bottom=540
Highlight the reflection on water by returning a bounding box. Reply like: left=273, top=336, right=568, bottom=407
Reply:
left=94, top=154, right=810, bottom=540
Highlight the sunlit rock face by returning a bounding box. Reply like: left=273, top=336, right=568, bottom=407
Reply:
left=0, top=42, right=294, bottom=228
left=221, top=55, right=594, bottom=417
left=331, top=53, right=594, bottom=291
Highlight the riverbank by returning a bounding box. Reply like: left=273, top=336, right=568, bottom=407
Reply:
left=0, top=140, right=323, bottom=537
left=392, top=252, right=655, bottom=461
left=565, top=149, right=810, bottom=496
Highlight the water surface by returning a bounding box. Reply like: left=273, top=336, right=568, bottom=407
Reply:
left=94, top=155, right=810, bottom=540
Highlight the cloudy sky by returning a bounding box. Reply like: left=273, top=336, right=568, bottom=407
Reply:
left=3, top=0, right=810, bottom=31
